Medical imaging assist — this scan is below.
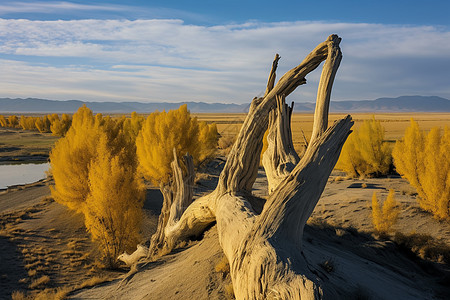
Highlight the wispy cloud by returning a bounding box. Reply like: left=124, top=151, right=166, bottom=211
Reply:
left=0, top=1, right=209, bottom=23
left=1, top=18, right=449, bottom=103
left=0, top=1, right=127, bottom=14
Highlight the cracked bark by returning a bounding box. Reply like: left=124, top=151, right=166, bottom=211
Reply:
left=147, top=150, right=196, bottom=258
left=147, top=34, right=352, bottom=299
left=262, top=94, right=299, bottom=194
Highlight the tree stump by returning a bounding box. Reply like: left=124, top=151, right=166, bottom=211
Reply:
left=146, top=34, right=352, bottom=299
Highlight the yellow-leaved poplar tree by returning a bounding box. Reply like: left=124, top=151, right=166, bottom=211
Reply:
left=0, top=115, right=7, bottom=127
left=122, top=111, right=145, bottom=142
left=50, top=113, right=72, bottom=136
left=372, top=190, right=400, bottom=233
left=336, top=116, right=391, bottom=177
left=7, top=115, right=19, bottom=128
left=136, top=105, right=217, bottom=258
left=50, top=105, right=101, bottom=212
left=50, top=105, right=145, bottom=266
left=136, top=104, right=218, bottom=186
left=50, top=106, right=135, bottom=212
left=391, top=119, right=425, bottom=192
left=84, top=135, right=145, bottom=267
left=35, top=116, right=51, bottom=133
left=19, top=116, right=38, bottom=130
left=393, top=120, right=450, bottom=219
left=198, top=120, right=219, bottom=163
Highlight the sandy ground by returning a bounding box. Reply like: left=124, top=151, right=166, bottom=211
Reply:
left=0, top=180, right=161, bottom=299
left=1, top=157, right=450, bottom=299
left=318, top=173, right=450, bottom=241
left=197, top=112, right=450, bottom=154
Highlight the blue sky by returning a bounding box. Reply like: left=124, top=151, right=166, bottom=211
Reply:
left=1, top=0, right=450, bottom=103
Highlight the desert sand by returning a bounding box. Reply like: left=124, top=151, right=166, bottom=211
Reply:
left=1, top=156, right=449, bottom=299
left=1, top=113, right=450, bottom=299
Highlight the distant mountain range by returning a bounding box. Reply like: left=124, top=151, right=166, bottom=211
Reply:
left=1, top=96, right=449, bottom=113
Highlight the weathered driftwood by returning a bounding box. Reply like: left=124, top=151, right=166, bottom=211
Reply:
left=262, top=94, right=299, bottom=194
left=147, top=150, right=195, bottom=258
left=218, top=116, right=352, bottom=299
left=147, top=34, right=352, bottom=299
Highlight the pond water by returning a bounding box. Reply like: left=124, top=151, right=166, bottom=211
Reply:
left=0, top=163, right=49, bottom=190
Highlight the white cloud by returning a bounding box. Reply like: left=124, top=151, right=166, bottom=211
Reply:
left=0, top=18, right=449, bottom=103
left=0, top=1, right=126, bottom=14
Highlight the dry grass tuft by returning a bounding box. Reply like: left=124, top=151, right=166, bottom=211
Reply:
left=334, top=176, right=345, bottom=182
left=70, top=252, right=90, bottom=263
left=29, top=275, right=50, bottom=289
left=319, top=258, right=335, bottom=273
left=218, top=135, right=236, bottom=156
left=78, top=276, right=110, bottom=289
left=40, top=196, right=54, bottom=204
left=393, top=232, right=450, bottom=264
left=215, top=254, right=230, bottom=275
left=66, top=240, right=79, bottom=250
left=14, top=285, right=71, bottom=299
left=11, top=290, right=27, bottom=300
left=34, top=287, right=71, bottom=300
left=18, top=278, right=29, bottom=284
left=224, top=283, right=235, bottom=299
left=61, top=249, right=81, bottom=257
left=371, top=190, right=399, bottom=234
left=27, top=269, right=37, bottom=277
left=195, top=172, right=210, bottom=184
left=25, top=260, right=41, bottom=270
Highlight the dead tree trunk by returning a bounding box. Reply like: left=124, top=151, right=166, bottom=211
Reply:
left=147, top=150, right=195, bottom=258
left=147, top=34, right=352, bottom=299
left=262, top=94, right=299, bottom=194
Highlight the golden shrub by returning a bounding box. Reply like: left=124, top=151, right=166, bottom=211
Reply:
left=84, top=136, right=145, bottom=267
left=50, top=106, right=136, bottom=211
left=50, top=113, right=72, bottom=136
left=20, top=115, right=38, bottom=130
left=0, top=115, right=7, bottom=127
left=35, top=116, right=51, bottom=133
left=218, top=135, right=236, bottom=157
left=371, top=190, right=400, bottom=233
left=393, top=120, right=450, bottom=219
left=7, top=115, right=19, bottom=128
left=136, top=104, right=218, bottom=185
left=198, top=120, right=219, bottom=163
left=47, top=113, right=60, bottom=124
left=50, top=105, right=145, bottom=265
left=122, top=111, right=144, bottom=141
left=50, top=106, right=101, bottom=212
left=336, top=116, right=391, bottom=177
